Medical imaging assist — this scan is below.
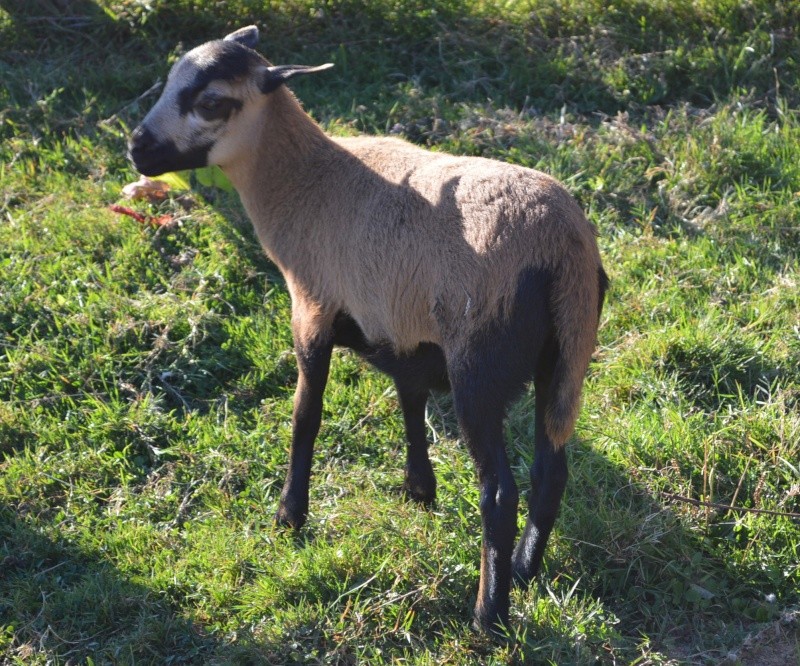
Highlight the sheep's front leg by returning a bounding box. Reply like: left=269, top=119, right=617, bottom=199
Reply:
left=275, top=328, right=334, bottom=530
left=396, top=384, right=436, bottom=505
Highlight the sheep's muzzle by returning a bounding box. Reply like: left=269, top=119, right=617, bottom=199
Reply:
left=128, top=125, right=212, bottom=177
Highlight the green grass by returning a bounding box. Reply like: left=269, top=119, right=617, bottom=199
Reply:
left=1, top=1, right=799, bottom=663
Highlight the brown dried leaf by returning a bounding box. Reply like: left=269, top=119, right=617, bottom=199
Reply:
left=122, top=176, right=171, bottom=203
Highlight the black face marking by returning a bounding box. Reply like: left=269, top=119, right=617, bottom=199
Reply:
left=178, top=41, right=258, bottom=116
left=128, top=125, right=212, bottom=177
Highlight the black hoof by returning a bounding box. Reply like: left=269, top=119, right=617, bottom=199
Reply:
left=472, top=609, right=512, bottom=641
left=274, top=501, right=307, bottom=530
left=401, top=477, right=436, bottom=506
left=402, top=461, right=436, bottom=506
left=511, top=561, right=536, bottom=590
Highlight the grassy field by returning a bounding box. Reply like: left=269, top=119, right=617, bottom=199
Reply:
left=1, top=1, right=799, bottom=663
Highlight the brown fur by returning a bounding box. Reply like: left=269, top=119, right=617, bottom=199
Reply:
left=222, top=86, right=602, bottom=444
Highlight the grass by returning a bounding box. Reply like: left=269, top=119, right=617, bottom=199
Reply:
left=1, top=0, right=799, bottom=663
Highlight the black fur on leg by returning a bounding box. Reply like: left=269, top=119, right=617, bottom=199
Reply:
left=396, top=384, right=437, bottom=505
left=332, top=311, right=448, bottom=506
left=275, top=333, right=334, bottom=530
left=443, top=268, right=555, bottom=633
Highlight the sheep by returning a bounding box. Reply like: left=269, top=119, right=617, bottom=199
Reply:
left=128, top=25, right=608, bottom=634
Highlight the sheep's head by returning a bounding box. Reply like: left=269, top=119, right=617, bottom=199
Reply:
left=129, top=26, right=332, bottom=177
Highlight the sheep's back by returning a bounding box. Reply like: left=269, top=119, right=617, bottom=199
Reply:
left=329, top=136, right=600, bottom=354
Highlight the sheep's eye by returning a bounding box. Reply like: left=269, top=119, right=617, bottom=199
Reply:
left=198, top=97, right=220, bottom=110
left=195, top=96, right=237, bottom=121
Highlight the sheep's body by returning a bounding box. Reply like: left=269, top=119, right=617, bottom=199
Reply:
left=274, top=135, right=596, bottom=354
left=226, top=106, right=602, bottom=443
left=249, top=136, right=586, bottom=332
left=129, top=25, right=608, bottom=634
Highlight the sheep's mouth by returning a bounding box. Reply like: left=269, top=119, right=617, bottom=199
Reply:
left=128, top=136, right=212, bottom=177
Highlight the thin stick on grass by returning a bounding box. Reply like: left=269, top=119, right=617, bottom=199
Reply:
left=662, top=492, right=800, bottom=521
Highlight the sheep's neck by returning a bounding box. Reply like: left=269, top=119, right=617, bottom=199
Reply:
left=222, top=88, right=341, bottom=270
left=226, top=90, right=329, bottom=188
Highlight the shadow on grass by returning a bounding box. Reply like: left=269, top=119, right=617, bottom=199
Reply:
left=1, top=434, right=785, bottom=664
left=0, top=504, right=381, bottom=664
left=0, top=504, right=221, bottom=663
left=659, top=336, right=783, bottom=413
left=536, top=436, right=787, bottom=662
left=0, top=496, right=479, bottom=664
left=4, top=0, right=798, bottom=130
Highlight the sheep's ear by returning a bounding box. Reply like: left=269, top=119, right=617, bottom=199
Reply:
left=259, top=63, right=334, bottom=93
left=224, top=25, right=259, bottom=49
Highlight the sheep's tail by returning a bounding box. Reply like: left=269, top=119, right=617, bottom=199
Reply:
left=545, top=261, right=608, bottom=447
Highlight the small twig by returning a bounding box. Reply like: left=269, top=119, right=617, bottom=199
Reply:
left=171, top=479, right=202, bottom=527
left=22, top=591, right=49, bottom=634
left=729, top=454, right=752, bottom=511
left=662, top=492, right=800, bottom=520
left=34, top=560, right=69, bottom=578
left=367, top=584, right=427, bottom=613
left=99, top=80, right=163, bottom=127
left=157, top=371, right=190, bottom=412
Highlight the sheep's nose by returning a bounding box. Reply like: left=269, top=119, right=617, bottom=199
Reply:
left=129, top=125, right=157, bottom=153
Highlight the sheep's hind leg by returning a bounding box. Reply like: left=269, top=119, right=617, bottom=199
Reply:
left=452, top=379, right=519, bottom=634
left=512, top=347, right=568, bottom=586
